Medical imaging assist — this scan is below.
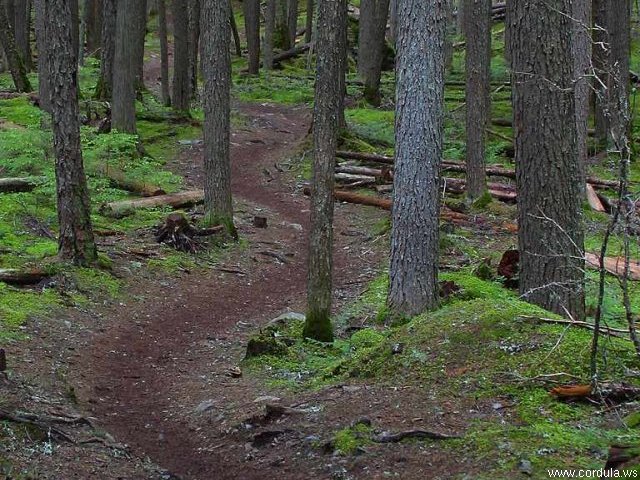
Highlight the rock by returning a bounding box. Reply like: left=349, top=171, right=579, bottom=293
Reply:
left=518, top=459, right=533, bottom=476
left=266, top=312, right=306, bottom=329
left=226, top=366, right=243, bottom=378
left=254, top=395, right=282, bottom=403
left=195, top=399, right=216, bottom=413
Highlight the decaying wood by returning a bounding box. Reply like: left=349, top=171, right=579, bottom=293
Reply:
left=518, top=315, right=632, bottom=340
left=550, top=384, right=593, bottom=398
left=89, top=165, right=166, bottom=197
left=550, top=383, right=640, bottom=404
left=0, top=177, right=47, bottom=193
left=155, top=212, right=224, bottom=253
left=336, top=150, right=394, bottom=165
left=443, top=177, right=517, bottom=202
left=586, top=184, right=606, bottom=212
left=585, top=253, right=640, bottom=281
left=0, top=268, right=50, bottom=285
left=335, top=173, right=377, bottom=185
left=372, top=429, right=460, bottom=443
left=100, top=190, right=204, bottom=217
left=272, top=43, right=311, bottom=65
left=336, top=164, right=393, bottom=180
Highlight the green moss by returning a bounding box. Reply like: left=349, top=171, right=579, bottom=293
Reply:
left=0, top=283, right=61, bottom=340
left=303, top=308, right=334, bottom=342
left=350, top=328, right=386, bottom=350
left=334, top=423, right=373, bottom=455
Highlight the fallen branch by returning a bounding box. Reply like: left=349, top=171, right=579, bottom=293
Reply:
left=0, top=268, right=50, bottom=285
left=585, top=252, right=640, bottom=281
left=273, top=43, right=312, bottom=65
left=372, top=429, right=460, bottom=443
left=100, top=190, right=204, bottom=218
left=0, top=177, right=47, bottom=193
left=518, top=315, right=632, bottom=340
left=0, top=408, right=75, bottom=443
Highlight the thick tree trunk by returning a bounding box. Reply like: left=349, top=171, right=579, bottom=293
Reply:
left=94, top=0, right=115, bottom=99
left=33, top=0, right=49, bottom=109
left=276, top=0, right=290, bottom=49
left=112, top=0, right=137, bottom=133
left=188, top=0, right=200, bottom=98
left=243, top=0, right=261, bottom=75
left=287, top=0, right=299, bottom=46
left=158, top=0, right=171, bottom=105
left=573, top=0, right=591, bottom=177
left=172, top=0, right=190, bottom=112
left=0, top=0, right=31, bottom=92
left=13, top=0, right=32, bottom=71
left=70, top=0, right=79, bottom=59
left=201, top=0, right=235, bottom=234
left=388, top=0, right=446, bottom=317
left=84, top=0, right=102, bottom=57
left=264, top=0, right=276, bottom=70
left=357, top=0, right=390, bottom=106
left=47, top=0, right=96, bottom=265
left=509, top=0, right=585, bottom=320
left=607, top=0, right=630, bottom=145
left=305, top=0, right=346, bottom=342
left=305, top=0, right=313, bottom=43
left=464, top=0, right=491, bottom=200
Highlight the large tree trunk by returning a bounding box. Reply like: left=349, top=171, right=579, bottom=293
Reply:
left=201, top=0, right=235, bottom=234
left=47, top=0, right=97, bottom=265
left=464, top=0, right=491, bottom=200
left=188, top=0, right=200, bottom=98
left=132, top=0, right=147, bottom=91
left=33, top=0, right=49, bottom=109
left=112, top=0, right=137, bottom=133
left=94, top=0, right=115, bottom=99
left=357, top=0, right=390, bottom=106
left=573, top=0, right=591, bottom=179
left=158, top=0, right=171, bottom=106
left=304, top=0, right=346, bottom=343
left=388, top=0, right=446, bottom=317
left=172, top=0, right=190, bottom=112
left=264, top=0, right=276, bottom=70
left=509, top=0, right=585, bottom=320
left=0, top=0, right=31, bottom=92
left=13, top=0, right=32, bottom=71
left=243, top=0, right=261, bottom=75
left=275, top=0, right=290, bottom=50
left=592, top=0, right=608, bottom=146
left=70, top=0, right=79, bottom=59
left=84, top=0, right=102, bottom=57
left=607, top=0, right=630, bottom=145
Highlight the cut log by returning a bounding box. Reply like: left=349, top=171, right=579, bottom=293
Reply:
left=0, top=268, right=50, bottom=285
left=586, top=184, right=606, bottom=212
left=0, top=177, right=47, bottom=193
left=90, top=165, right=166, bottom=197
left=336, top=150, right=394, bottom=165
left=335, top=173, right=377, bottom=183
left=585, top=253, right=640, bottom=281
left=100, top=190, right=204, bottom=218
left=336, top=165, right=393, bottom=180
left=443, top=177, right=517, bottom=202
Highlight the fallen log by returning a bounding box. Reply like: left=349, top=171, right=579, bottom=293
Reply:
left=100, top=190, right=204, bottom=218
left=90, top=165, right=166, bottom=197
left=0, top=177, right=47, bottom=193
left=336, top=150, right=394, bottom=165
left=273, top=43, right=311, bottom=65
left=585, top=252, right=640, bottom=281
left=336, top=165, right=393, bottom=180
left=0, top=268, right=50, bottom=285
left=443, top=177, right=517, bottom=202
left=335, top=172, right=377, bottom=184
left=373, top=429, right=460, bottom=443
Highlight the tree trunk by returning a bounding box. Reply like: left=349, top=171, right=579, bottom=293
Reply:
left=509, top=0, right=585, bottom=320
left=112, top=0, right=137, bottom=133
left=158, top=0, right=171, bottom=105
left=593, top=0, right=608, bottom=146
left=188, top=0, right=200, bottom=98
left=357, top=0, right=390, bottom=106
left=464, top=0, right=491, bottom=200
left=46, top=0, right=97, bottom=265
left=84, top=0, right=102, bottom=57
left=229, top=6, right=242, bottom=56
left=276, top=0, right=290, bottom=50
left=131, top=0, right=147, bottom=91
left=70, top=0, right=79, bottom=59
left=201, top=0, right=235, bottom=234
left=264, top=0, right=276, bottom=70
left=287, top=0, right=299, bottom=46
left=304, top=0, right=346, bottom=343
left=573, top=0, right=591, bottom=178
left=13, top=0, right=32, bottom=71
left=388, top=0, right=397, bottom=43
left=388, top=0, right=446, bottom=317
left=305, top=0, right=313, bottom=43
left=0, top=0, right=31, bottom=92
left=172, top=0, right=190, bottom=112
left=243, top=0, right=261, bottom=74
left=34, top=0, right=49, bottom=109
left=94, top=0, right=115, bottom=99
left=607, top=0, right=630, bottom=144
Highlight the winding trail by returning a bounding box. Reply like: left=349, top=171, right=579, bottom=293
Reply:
left=73, top=103, right=379, bottom=479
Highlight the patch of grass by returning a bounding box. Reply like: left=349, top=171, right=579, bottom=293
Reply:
left=333, top=422, right=374, bottom=455
left=0, top=283, right=61, bottom=341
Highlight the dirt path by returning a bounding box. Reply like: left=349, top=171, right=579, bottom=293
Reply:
left=72, top=103, right=381, bottom=479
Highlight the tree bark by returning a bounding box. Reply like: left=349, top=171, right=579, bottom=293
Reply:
left=158, top=0, right=171, bottom=105
left=0, top=0, right=31, bottom=92
left=84, top=0, right=102, bottom=57
left=132, top=0, right=147, bottom=91
left=276, top=0, right=290, bottom=49
left=112, top=0, right=137, bottom=133
left=388, top=0, right=446, bottom=317
left=264, top=0, right=276, bottom=70
left=243, top=0, right=261, bottom=75
left=13, top=0, right=32, bottom=71
left=573, top=0, right=591, bottom=179
left=201, top=0, right=235, bottom=234
left=592, top=0, right=608, bottom=146
left=607, top=0, right=630, bottom=145
left=33, top=0, right=49, bottom=109
left=188, top=0, right=200, bottom=98
left=304, top=0, right=346, bottom=342
left=101, top=190, right=203, bottom=217
left=357, top=0, right=390, bottom=106
left=70, top=0, right=79, bottom=59
left=305, top=0, right=313, bottom=43
left=287, top=0, right=299, bottom=46
left=172, top=0, right=190, bottom=112
left=94, top=0, right=115, bottom=99
left=509, top=0, right=585, bottom=320
left=229, top=6, right=242, bottom=56
left=464, top=0, right=491, bottom=200
left=47, top=0, right=97, bottom=265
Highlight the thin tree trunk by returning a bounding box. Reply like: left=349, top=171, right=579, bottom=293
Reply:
left=34, top=0, right=49, bottom=109
left=304, top=0, right=346, bottom=343
left=112, top=0, right=137, bottom=133
left=172, top=0, right=190, bottom=112
left=84, top=0, right=102, bottom=57
left=357, top=0, right=390, bottom=106
left=13, top=0, right=32, bottom=71
left=201, top=0, right=235, bottom=234
left=229, top=6, right=242, bottom=57
left=94, top=0, right=115, bottom=99
left=287, top=0, right=299, bottom=46
left=573, top=0, right=591, bottom=179
left=264, top=0, right=276, bottom=70
left=388, top=0, right=446, bottom=317
left=593, top=0, right=608, bottom=146
left=305, top=0, right=313, bottom=43
left=158, top=0, right=171, bottom=106
left=70, top=0, right=79, bottom=60
left=132, top=0, right=147, bottom=91
left=188, top=0, right=200, bottom=98
left=47, top=0, right=96, bottom=265
left=243, top=0, right=261, bottom=74
left=0, top=0, right=31, bottom=92
left=607, top=0, right=631, bottom=143
left=464, top=0, right=491, bottom=200
left=510, top=0, right=585, bottom=320
left=276, top=0, right=290, bottom=49
left=388, top=0, right=397, bottom=44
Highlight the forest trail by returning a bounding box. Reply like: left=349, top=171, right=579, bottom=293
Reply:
left=72, top=103, right=380, bottom=480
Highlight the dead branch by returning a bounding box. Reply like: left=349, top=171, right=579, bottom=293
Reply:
left=517, top=315, right=632, bottom=340
left=372, top=429, right=460, bottom=443
left=100, top=190, right=204, bottom=218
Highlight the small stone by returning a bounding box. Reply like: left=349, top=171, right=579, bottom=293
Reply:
left=492, top=402, right=504, bottom=410
left=391, top=343, right=404, bottom=355
left=195, top=399, right=216, bottom=413
left=253, top=395, right=281, bottom=403
left=518, top=459, right=533, bottom=475
left=226, top=366, right=242, bottom=378
left=342, top=385, right=361, bottom=393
